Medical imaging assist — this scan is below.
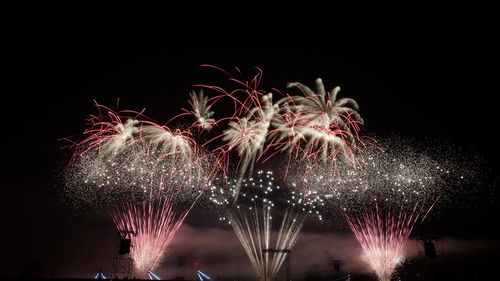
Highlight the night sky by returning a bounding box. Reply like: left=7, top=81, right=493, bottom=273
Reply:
left=3, top=8, right=499, bottom=280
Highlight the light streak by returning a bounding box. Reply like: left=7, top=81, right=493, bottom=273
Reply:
left=148, top=270, right=162, bottom=280
left=112, top=197, right=193, bottom=275
left=345, top=203, right=436, bottom=281
left=209, top=170, right=323, bottom=281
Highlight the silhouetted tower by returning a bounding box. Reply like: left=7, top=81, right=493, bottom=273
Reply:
left=111, top=230, right=135, bottom=279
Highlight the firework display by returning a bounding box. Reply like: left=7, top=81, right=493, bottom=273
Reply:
left=112, top=198, right=190, bottom=274
left=60, top=65, right=482, bottom=280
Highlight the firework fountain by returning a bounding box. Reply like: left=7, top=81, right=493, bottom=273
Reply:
left=291, top=141, right=457, bottom=281
left=209, top=170, right=324, bottom=281
left=64, top=104, right=213, bottom=275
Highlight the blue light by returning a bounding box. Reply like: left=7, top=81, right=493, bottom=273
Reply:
left=94, top=271, right=106, bottom=279
left=197, top=270, right=213, bottom=281
left=148, top=270, right=162, bottom=280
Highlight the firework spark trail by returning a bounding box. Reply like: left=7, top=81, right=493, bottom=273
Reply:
left=209, top=170, right=324, bottom=281
left=69, top=142, right=211, bottom=276
left=228, top=205, right=305, bottom=281
left=183, top=89, right=215, bottom=131
left=63, top=102, right=217, bottom=205
left=62, top=102, right=217, bottom=277
left=265, top=78, right=370, bottom=173
left=288, top=140, right=460, bottom=281
left=63, top=102, right=202, bottom=168
left=220, top=93, right=277, bottom=200
left=345, top=203, right=436, bottom=281
left=268, top=207, right=305, bottom=278
left=112, top=197, right=193, bottom=274
left=196, top=67, right=368, bottom=199
left=196, top=65, right=266, bottom=118
left=66, top=140, right=211, bottom=276
left=192, top=66, right=280, bottom=200
left=61, top=102, right=146, bottom=163
left=144, top=122, right=197, bottom=165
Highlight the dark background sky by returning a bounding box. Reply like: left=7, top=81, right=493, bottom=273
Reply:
left=3, top=7, right=499, bottom=280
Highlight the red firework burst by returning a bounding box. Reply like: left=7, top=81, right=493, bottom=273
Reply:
left=61, top=101, right=146, bottom=163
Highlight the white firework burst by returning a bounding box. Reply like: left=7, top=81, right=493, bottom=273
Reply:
left=100, top=118, right=140, bottom=157
left=140, top=124, right=194, bottom=161
left=188, top=89, right=215, bottom=130
left=270, top=78, right=364, bottom=164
